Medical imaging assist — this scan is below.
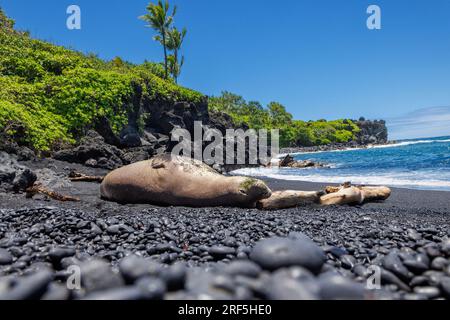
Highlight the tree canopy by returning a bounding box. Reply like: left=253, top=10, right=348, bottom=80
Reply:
left=209, top=92, right=360, bottom=148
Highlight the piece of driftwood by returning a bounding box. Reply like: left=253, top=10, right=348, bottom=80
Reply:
left=325, top=181, right=352, bottom=194
left=68, top=171, right=104, bottom=183
left=26, top=183, right=80, bottom=202
left=257, top=190, right=323, bottom=210
left=323, top=182, right=391, bottom=204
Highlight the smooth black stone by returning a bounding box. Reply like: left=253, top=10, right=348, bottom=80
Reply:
left=79, top=259, right=124, bottom=293
left=382, top=252, right=413, bottom=281
left=425, top=245, right=441, bottom=258
left=233, top=286, right=253, bottom=300
left=90, top=223, right=102, bottom=235
left=236, top=252, right=248, bottom=259
left=287, top=232, right=315, bottom=243
left=184, top=269, right=235, bottom=300
left=380, top=269, right=411, bottom=292
left=0, top=269, right=53, bottom=300
left=340, top=255, right=356, bottom=270
left=441, top=239, right=450, bottom=256
left=41, top=282, right=71, bottom=300
left=431, top=257, right=448, bottom=270
left=119, top=255, right=160, bottom=283
left=0, top=248, right=13, bottom=265
left=353, top=265, right=370, bottom=278
left=160, top=262, right=187, bottom=291
left=12, top=169, right=37, bottom=192
left=208, top=246, right=235, bottom=259
left=415, top=253, right=430, bottom=268
left=249, top=236, right=326, bottom=273
left=423, top=270, right=445, bottom=286
left=440, top=277, right=450, bottom=298
left=48, top=247, right=76, bottom=263
left=60, top=257, right=82, bottom=270
left=221, top=260, right=262, bottom=278
left=318, top=273, right=366, bottom=300
left=409, top=276, right=429, bottom=288
left=265, top=271, right=320, bottom=300
left=106, top=224, right=134, bottom=235
left=403, top=260, right=429, bottom=274
left=406, top=229, right=422, bottom=241
left=135, top=277, right=167, bottom=300
left=324, top=246, right=348, bottom=258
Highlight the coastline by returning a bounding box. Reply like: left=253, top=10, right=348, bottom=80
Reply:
left=279, top=141, right=396, bottom=156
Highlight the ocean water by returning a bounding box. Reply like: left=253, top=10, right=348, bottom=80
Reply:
left=232, top=136, right=450, bottom=191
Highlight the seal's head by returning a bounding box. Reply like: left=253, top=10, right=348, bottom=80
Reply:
left=234, top=177, right=272, bottom=205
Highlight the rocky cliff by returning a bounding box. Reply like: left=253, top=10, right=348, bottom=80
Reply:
left=354, top=118, right=388, bottom=145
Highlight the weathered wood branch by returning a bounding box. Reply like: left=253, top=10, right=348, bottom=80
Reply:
left=68, top=171, right=104, bottom=183
left=26, top=184, right=80, bottom=202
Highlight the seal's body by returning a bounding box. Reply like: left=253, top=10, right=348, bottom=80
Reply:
left=100, top=154, right=271, bottom=208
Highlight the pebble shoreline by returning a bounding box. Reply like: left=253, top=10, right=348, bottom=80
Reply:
left=0, top=204, right=449, bottom=300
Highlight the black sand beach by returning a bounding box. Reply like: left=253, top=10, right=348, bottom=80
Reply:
left=0, top=158, right=449, bottom=300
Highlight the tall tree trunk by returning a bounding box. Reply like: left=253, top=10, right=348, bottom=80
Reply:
left=162, top=30, right=168, bottom=79
left=174, top=48, right=178, bottom=83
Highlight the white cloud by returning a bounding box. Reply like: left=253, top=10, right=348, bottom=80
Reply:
left=387, top=106, right=450, bottom=140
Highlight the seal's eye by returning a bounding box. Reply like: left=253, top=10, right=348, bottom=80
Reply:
left=239, top=189, right=247, bottom=196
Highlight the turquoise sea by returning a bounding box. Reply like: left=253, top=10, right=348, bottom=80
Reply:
left=233, top=136, right=450, bottom=191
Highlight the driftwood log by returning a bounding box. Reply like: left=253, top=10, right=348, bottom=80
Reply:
left=322, top=182, right=391, bottom=205
left=257, top=182, right=391, bottom=210
left=26, top=183, right=80, bottom=202
left=68, top=171, right=104, bottom=183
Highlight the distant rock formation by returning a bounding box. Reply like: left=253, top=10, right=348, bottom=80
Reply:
left=354, top=118, right=388, bottom=145
left=278, top=154, right=326, bottom=169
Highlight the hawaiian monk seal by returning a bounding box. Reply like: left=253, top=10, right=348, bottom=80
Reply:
left=100, top=154, right=272, bottom=208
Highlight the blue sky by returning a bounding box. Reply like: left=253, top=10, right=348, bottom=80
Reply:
left=1, top=0, right=450, bottom=138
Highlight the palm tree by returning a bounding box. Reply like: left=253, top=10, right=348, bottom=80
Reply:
left=166, top=27, right=187, bottom=83
left=167, top=54, right=184, bottom=84
left=139, top=0, right=177, bottom=80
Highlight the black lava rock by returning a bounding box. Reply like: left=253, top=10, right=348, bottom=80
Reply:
left=79, top=259, right=125, bottom=293
left=12, top=169, right=37, bottom=192
left=0, top=248, right=13, bottom=265
left=250, top=235, right=326, bottom=273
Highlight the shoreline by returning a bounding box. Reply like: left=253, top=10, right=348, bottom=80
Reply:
left=279, top=141, right=396, bottom=155
left=233, top=169, right=450, bottom=193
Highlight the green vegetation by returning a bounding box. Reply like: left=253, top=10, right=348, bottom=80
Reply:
left=0, top=8, right=202, bottom=152
left=210, top=92, right=360, bottom=148
left=166, top=27, right=187, bottom=84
